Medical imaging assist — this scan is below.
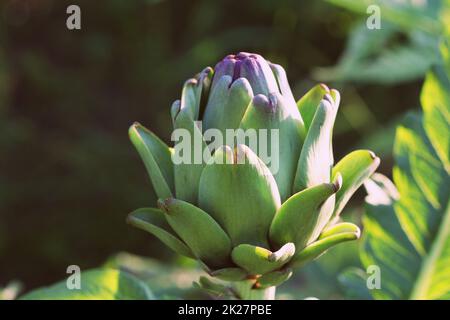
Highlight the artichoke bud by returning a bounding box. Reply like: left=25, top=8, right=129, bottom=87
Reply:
left=128, top=52, right=380, bottom=287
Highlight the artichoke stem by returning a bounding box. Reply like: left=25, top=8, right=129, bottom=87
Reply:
left=231, top=280, right=276, bottom=300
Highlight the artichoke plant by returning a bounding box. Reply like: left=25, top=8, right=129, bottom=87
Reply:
left=127, top=52, right=380, bottom=299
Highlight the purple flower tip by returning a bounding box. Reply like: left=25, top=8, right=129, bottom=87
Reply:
left=213, top=52, right=278, bottom=96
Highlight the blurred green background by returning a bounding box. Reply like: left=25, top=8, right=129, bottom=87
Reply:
left=0, top=0, right=446, bottom=298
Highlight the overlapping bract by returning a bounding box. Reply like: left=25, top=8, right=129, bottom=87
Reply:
left=128, top=53, right=380, bottom=287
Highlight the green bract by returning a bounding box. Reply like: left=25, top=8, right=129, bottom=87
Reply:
left=128, top=52, right=380, bottom=292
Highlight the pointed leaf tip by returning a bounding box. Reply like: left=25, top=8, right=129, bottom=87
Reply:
left=319, top=222, right=361, bottom=240
left=231, top=243, right=295, bottom=275
left=268, top=242, right=295, bottom=262
left=331, top=150, right=381, bottom=220
left=290, top=224, right=361, bottom=268
left=333, top=172, right=343, bottom=192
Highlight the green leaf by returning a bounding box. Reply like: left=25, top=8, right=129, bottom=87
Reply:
left=297, top=84, right=329, bottom=132
left=158, top=198, right=232, bottom=269
left=289, top=223, right=360, bottom=268
left=198, top=144, right=281, bottom=247
left=325, top=0, right=449, bottom=88
left=202, top=75, right=253, bottom=134
left=319, top=222, right=361, bottom=239
left=231, top=243, right=295, bottom=275
left=269, top=180, right=341, bottom=250
left=331, top=150, right=380, bottom=220
left=394, top=114, right=447, bottom=253
left=20, top=269, right=154, bottom=300
left=170, top=69, right=212, bottom=203
left=178, top=68, right=212, bottom=121
left=359, top=55, right=450, bottom=299
left=129, top=123, right=174, bottom=199
left=293, top=96, right=339, bottom=192
left=270, top=63, right=300, bottom=111
left=127, top=208, right=194, bottom=259
left=362, top=174, right=422, bottom=300
left=421, top=62, right=450, bottom=173
left=240, top=92, right=304, bottom=201
left=314, top=23, right=439, bottom=84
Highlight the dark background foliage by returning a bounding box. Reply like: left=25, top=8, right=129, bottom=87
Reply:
left=0, top=0, right=424, bottom=291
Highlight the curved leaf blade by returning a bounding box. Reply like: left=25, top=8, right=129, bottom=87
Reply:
left=20, top=269, right=154, bottom=300
left=293, top=97, right=338, bottom=192
left=359, top=56, right=450, bottom=298
left=421, top=64, right=450, bottom=173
